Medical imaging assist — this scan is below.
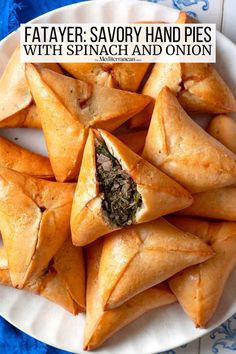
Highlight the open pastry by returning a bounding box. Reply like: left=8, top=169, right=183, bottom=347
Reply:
left=207, top=115, right=236, bottom=154
left=0, top=238, right=85, bottom=314
left=128, top=13, right=236, bottom=129
left=0, top=167, right=75, bottom=288
left=177, top=186, right=236, bottom=221
left=167, top=216, right=236, bottom=327
left=60, top=63, right=150, bottom=92
left=142, top=87, right=236, bottom=193
left=0, top=46, right=62, bottom=128
left=97, top=217, right=213, bottom=310
left=84, top=239, right=176, bottom=350
left=26, top=64, right=151, bottom=181
left=116, top=130, right=147, bottom=154
left=71, top=128, right=193, bottom=246
left=0, top=136, right=53, bottom=178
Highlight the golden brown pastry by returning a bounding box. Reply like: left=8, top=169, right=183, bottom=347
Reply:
left=142, top=87, right=236, bottom=193
left=71, top=129, right=193, bottom=246
left=0, top=136, right=53, bottom=178
left=207, top=115, right=236, bottom=154
left=168, top=217, right=236, bottom=327
left=84, top=239, right=176, bottom=350
left=98, top=217, right=213, bottom=310
left=26, top=64, right=151, bottom=181
left=59, top=63, right=150, bottom=92
left=128, top=13, right=236, bottom=129
left=0, top=46, right=62, bottom=128
left=0, top=238, right=85, bottom=314
left=0, top=167, right=75, bottom=288
left=116, top=130, right=147, bottom=154
left=176, top=186, right=236, bottom=221
left=0, top=104, right=41, bottom=129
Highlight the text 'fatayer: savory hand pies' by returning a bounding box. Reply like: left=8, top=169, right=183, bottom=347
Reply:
left=167, top=217, right=236, bottom=328
left=84, top=239, right=176, bottom=350
left=0, top=238, right=85, bottom=314
left=26, top=64, right=150, bottom=182
left=0, top=167, right=75, bottom=288
left=97, top=217, right=213, bottom=310
left=71, top=129, right=193, bottom=246
left=142, top=87, right=236, bottom=193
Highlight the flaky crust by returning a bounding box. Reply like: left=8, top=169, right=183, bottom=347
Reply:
left=98, top=218, right=213, bottom=310
left=0, top=167, right=75, bottom=288
left=71, top=129, right=193, bottom=246
left=168, top=217, right=236, bottom=327
left=0, top=136, right=53, bottom=178
left=60, top=63, right=150, bottom=92
left=84, top=239, right=176, bottom=350
left=177, top=187, right=236, bottom=221
left=143, top=87, right=236, bottom=193
left=207, top=115, right=236, bottom=154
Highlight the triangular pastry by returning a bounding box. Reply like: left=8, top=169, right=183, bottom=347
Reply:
left=0, top=46, right=62, bottom=128
left=207, top=115, right=236, bottom=154
left=0, top=167, right=75, bottom=288
left=26, top=64, right=150, bottom=181
left=177, top=186, right=236, bottom=221
left=116, top=130, right=147, bottom=154
left=0, top=136, right=53, bottom=179
left=84, top=239, right=176, bottom=350
left=71, top=129, right=193, bottom=246
left=168, top=216, right=236, bottom=327
left=128, top=13, right=236, bottom=128
left=60, top=63, right=150, bottom=92
left=98, top=217, right=213, bottom=310
left=0, top=239, right=85, bottom=314
left=142, top=87, right=236, bottom=193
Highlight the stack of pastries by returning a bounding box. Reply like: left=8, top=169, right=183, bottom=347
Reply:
left=0, top=11, right=236, bottom=351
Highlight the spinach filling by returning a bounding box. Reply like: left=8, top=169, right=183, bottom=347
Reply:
left=95, top=138, right=142, bottom=227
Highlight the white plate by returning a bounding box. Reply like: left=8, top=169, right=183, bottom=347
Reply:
left=0, top=1, right=236, bottom=353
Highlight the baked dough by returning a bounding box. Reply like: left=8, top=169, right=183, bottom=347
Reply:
left=26, top=64, right=151, bottom=181
left=0, top=238, right=85, bottom=314
left=176, top=186, right=236, bottom=221
left=0, top=167, right=75, bottom=288
left=84, top=239, right=176, bottom=350
left=142, top=87, right=236, bottom=193
left=71, top=129, right=193, bottom=246
left=97, top=217, right=213, bottom=310
left=168, top=217, right=236, bottom=327
left=0, top=136, right=53, bottom=178
left=207, top=115, right=236, bottom=154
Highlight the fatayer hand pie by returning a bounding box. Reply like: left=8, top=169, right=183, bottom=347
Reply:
left=0, top=239, right=85, bottom=314
left=0, top=104, right=41, bottom=129
left=0, top=167, right=75, bottom=288
left=71, top=128, right=193, bottom=246
left=0, top=136, right=53, bottom=179
left=0, top=46, right=62, bottom=128
left=167, top=217, right=236, bottom=328
left=26, top=64, right=150, bottom=181
left=98, top=217, right=213, bottom=310
left=84, top=239, right=176, bottom=350
left=116, top=130, right=147, bottom=154
left=142, top=87, right=236, bottom=193
left=59, top=63, right=150, bottom=92
left=207, top=115, right=236, bottom=154
left=176, top=187, right=236, bottom=221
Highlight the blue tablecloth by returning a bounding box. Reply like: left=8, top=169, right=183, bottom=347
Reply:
left=0, top=1, right=88, bottom=352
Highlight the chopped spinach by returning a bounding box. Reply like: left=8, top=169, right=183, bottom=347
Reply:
left=95, top=138, right=142, bottom=227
